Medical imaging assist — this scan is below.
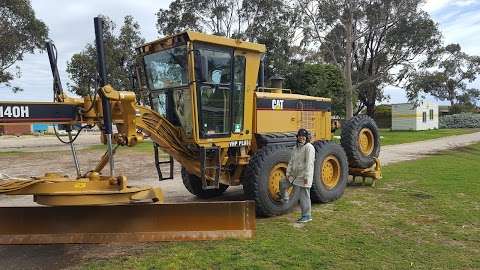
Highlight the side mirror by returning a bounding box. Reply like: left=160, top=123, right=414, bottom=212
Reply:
left=194, top=50, right=208, bottom=83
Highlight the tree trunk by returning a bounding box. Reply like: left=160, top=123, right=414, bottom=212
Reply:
left=344, top=7, right=354, bottom=120
left=366, top=102, right=375, bottom=118
left=366, top=84, right=376, bottom=117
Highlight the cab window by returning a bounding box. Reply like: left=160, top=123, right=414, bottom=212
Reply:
left=233, top=55, right=246, bottom=133
left=194, top=44, right=233, bottom=137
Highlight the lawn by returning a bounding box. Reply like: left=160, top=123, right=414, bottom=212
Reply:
left=89, top=140, right=155, bottom=153
left=81, top=143, right=480, bottom=270
left=92, top=128, right=480, bottom=154
left=378, top=128, right=480, bottom=145
left=334, top=128, right=480, bottom=146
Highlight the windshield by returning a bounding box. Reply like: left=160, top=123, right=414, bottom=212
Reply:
left=144, top=45, right=188, bottom=90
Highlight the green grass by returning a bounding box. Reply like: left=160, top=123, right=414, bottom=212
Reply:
left=0, top=151, right=22, bottom=157
left=378, top=128, right=480, bottom=145
left=86, top=128, right=480, bottom=154
left=335, top=128, right=480, bottom=146
left=81, top=144, right=480, bottom=270
left=89, top=140, right=155, bottom=153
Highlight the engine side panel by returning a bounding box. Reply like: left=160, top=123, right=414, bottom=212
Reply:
left=254, top=92, right=332, bottom=142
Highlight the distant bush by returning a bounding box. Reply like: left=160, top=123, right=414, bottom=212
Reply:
left=440, top=113, right=480, bottom=128
left=374, top=105, right=392, bottom=128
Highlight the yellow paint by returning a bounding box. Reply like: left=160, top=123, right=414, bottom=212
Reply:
left=74, top=182, right=87, bottom=189
left=358, top=128, right=374, bottom=155
left=268, top=163, right=288, bottom=201
left=254, top=92, right=332, bottom=142
left=321, top=155, right=341, bottom=190
left=1, top=29, right=375, bottom=206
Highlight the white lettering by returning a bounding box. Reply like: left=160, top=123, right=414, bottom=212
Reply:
left=0, top=106, right=30, bottom=118
left=272, top=99, right=284, bottom=110
left=3, top=106, right=12, bottom=117
left=229, top=140, right=251, bottom=147
left=20, top=106, right=29, bottom=117
left=12, top=106, right=20, bottom=117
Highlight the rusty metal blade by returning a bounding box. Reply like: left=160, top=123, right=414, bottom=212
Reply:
left=0, top=201, right=255, bottom=244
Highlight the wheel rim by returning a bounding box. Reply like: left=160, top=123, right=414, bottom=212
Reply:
left=358, top=128, right=375, bottom=156
left=321, top=155, right=341, bottom=190
left=268, top=163, right=291, bottom=201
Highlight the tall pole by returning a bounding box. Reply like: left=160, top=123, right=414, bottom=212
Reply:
left=94, top=16, right=115, bottom=176
left=344, top=5, right=354, bottom=120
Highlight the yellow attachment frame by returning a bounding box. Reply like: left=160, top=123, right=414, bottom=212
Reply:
left=348, top=158, right=382, bottom=186
left=0, top=84, right=201, bottom=206
left=1, top=173, right=163, bottom=206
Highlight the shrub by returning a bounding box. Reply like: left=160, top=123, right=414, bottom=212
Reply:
left=439, top=113, right=480, bottom=128
left=285, top=63, right=345, bottom=117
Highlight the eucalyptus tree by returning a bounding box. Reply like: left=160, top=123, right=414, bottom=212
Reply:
left=298, top=0, right=441, bottom=117
left=1, top=0, right=48, bottom=92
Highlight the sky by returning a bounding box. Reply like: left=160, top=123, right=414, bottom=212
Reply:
left=2, top=0, right=480, bottom=104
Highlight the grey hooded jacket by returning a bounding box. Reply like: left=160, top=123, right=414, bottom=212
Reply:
left=286, top=142, right=316, bottom=188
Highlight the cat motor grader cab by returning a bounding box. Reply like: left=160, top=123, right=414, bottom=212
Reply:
left=0, top=17, right=381, bottom=244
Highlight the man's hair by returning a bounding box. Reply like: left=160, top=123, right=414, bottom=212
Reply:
left=296, top=128, right=311, bottom=142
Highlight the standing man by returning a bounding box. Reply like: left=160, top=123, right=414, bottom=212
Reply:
left=280, top=128, right=316, bottom=223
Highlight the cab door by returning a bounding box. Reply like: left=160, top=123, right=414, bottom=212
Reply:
left=194, top=43, right=233, bottom=139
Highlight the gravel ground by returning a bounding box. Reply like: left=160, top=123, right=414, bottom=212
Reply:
left=380, top=131, right=480, bottom=165
left=0, top=131, right=479, bottom=270
left=0, top=133, right=101, bottom=152
left=1, top=131, right=480, bottom=207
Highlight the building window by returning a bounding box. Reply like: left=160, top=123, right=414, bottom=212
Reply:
left=429, top=109, right=434, bottom=120
left=422, top=112, right=427, bottom=123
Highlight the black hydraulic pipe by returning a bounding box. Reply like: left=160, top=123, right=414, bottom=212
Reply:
left=45, top=41, right=63, bottom=99
left=94, top=16, right=113, bottom=135
left=259, top=56, right=265, bottom=87
left=94, top=16, right=115, bottom=176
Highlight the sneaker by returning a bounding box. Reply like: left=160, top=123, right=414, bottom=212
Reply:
left=296, top=216, right=312, bottom=223
left=278, top=192, right=289, bottom=204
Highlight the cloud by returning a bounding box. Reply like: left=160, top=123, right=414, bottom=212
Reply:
left=2, top=0, right=480, bottom=105
left=431, top=2, right=480, bottom=55
left=422, top=0, right=477, bottom=13
left=1, top=0, right=170, bottom=101
left=422, top=0, right=450, bottom=13
left=388, top=0, right=480, bottom=104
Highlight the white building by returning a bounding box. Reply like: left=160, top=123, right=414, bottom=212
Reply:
left=391, top=102, right=439, bottom=131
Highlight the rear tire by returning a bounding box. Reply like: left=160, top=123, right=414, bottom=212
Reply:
left=310, top=141, right=348, bottom=203
left=241, top=144, right=301, bottom=217
left=340, top=115, right=380, bottom=168
left=181, top=167, right=228, bottom=199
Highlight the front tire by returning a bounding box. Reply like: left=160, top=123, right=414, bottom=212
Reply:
left=310, top=141, right=348, bottom=203
left=181, top=167, right=228, bottom=199
left=241, top=144, right=301, bottom=217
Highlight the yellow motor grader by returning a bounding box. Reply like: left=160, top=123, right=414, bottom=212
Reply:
left=0, top=17, right=381, bottom=244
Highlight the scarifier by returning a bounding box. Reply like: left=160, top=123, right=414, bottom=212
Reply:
left=0, top=17, right=381, bottom=244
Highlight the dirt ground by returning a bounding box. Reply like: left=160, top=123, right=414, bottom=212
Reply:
left=0, top=140, right=244, bottom=270
left=0, top=146, right=245, bottom=207
left=0, top=132, right=480, bottom=270
left=0, top=133, right=101, bottom=153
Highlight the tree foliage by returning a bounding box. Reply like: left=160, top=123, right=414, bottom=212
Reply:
left=0, top=0, right=48, bottom=92
left=156, top=0, right=300, bottom=78
left=286, top=63, right=346, bottom=116
left=66, top=15, right=145, bottom=98
left=299, top=0, right=441, bottom=117
left=406, top=44, right=480, bottom=108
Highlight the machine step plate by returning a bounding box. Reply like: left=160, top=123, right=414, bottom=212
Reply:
left=0, top=201, right=255, bottom=244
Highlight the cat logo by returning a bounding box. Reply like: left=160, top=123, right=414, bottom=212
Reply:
left=271, top=99, right=284, bottom=110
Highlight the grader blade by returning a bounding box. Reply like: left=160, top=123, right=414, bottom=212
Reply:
left=0, top=201, right=255, bottom=244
